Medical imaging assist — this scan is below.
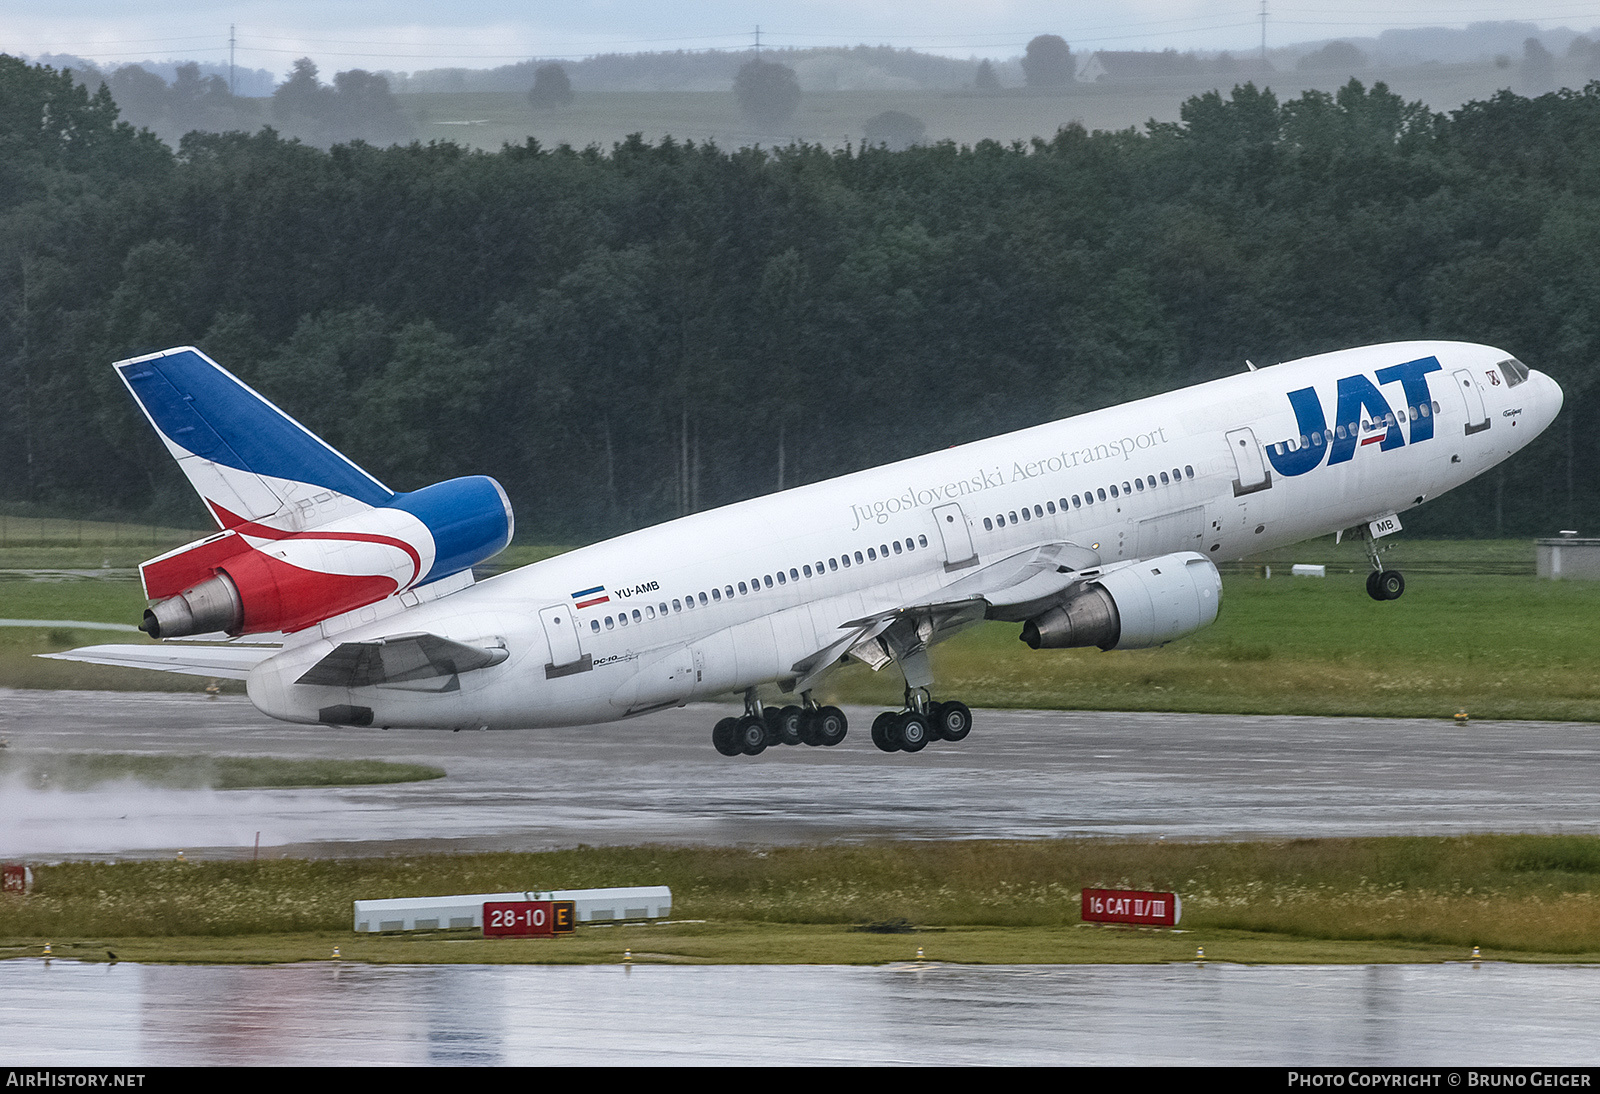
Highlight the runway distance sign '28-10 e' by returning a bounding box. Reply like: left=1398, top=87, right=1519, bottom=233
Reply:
left=1081, top=888, right=1182, bottom=927
left=483, top=900, right=576, bottom=937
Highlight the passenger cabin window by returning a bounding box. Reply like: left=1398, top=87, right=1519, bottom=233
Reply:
left=867, top=547, right=876, bottom=560
left=738, top=581, right=748, bottom=594
left=605, top=616, right=615, bottom=629
left=892, top=541, right=902, bottom=554
left=764, top=575, right=773, bottom=588
left=591, top=620, right=600, bottom=632
left=1047, top=501, right=1056, bottom=514
left=698, top=592, right=708, bottom=605
left=829, top=558, right=838, bottom=571
left=1021, top=508, right=1031, bottom=522
left=712, top=588, right=721, bottom=601
left=841, top=555, right=851, bottom=568
left=918, top=535, right=928, bottom=547
left=632, top=609, right=641, bottom=623
left=854, top=551, right=864, bottom=564
left=984, top=518, right=994, bottom=531
left=776, top=571, right=786, bottom=584
left=790, top=568, right=799, bottom=580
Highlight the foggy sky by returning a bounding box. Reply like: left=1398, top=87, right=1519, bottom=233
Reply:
left=6, top=1, right=1598, bottom=76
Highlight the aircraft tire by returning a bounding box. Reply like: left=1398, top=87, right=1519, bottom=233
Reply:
left=1377, top=570, right=1405, bottom=600
left=936, top=700, right=972, bottom=742
left=815, top=705, right=848, bottom=746
left=1366, top=571, right=1385, bottom=601
left=925, top=701, right=945, bottom=739
left=871, top=711, right=899, bottom=752
left=712, top=717, right=742, bottom=756
left=774, top=705, right=805, bottom=746
left=736, top=714, right=769, bottom=755
left=897, top=711, right=931, bottom=753
left=798, top=709, right=823, bottom=745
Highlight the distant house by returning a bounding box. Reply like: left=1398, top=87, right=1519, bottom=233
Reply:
left=1076, top=50, right=1205, bottom=83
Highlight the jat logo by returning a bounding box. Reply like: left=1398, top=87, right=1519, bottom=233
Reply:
left=1266, top=356, right=1442, bottom=477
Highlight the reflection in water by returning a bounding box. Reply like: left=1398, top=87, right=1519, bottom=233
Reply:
left=3, top=961, right=1598, bottom=1066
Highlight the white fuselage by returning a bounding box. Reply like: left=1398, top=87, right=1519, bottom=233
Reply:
left=244, top=341, right=1562, bottom=729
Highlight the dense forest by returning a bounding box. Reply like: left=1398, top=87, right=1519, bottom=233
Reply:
left=2, top=54, right=1599, bottom=541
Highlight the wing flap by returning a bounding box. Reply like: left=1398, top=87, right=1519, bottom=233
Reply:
left=296, top=632, right=508, bottom=688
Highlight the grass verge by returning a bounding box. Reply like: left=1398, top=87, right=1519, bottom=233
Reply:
left=4, top=837, right=1599, bottom=965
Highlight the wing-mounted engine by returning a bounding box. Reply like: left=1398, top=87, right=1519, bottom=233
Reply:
left=1020, top=552, right=1221, bottom=651
left=139, top=475, right=514, bottom=638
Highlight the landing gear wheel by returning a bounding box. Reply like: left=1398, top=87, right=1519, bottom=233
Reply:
left=712, top=717, right=741, bottom=756
left=935, top=700, right=972, bottom=742
left=736, top=713, right=769, bottom=755
left=872, top=711, right=900, bottom=753
left=798, top=709, right=823, bottom=746
left=1367, top=570, right=1405, bottom=600
left=814, top=705, right=848, bottom=746
left=925, top=701, right=945, bottom=740
left=774, top=705, right=804, bottom=746
left=897, top=711, right=931, bottom=753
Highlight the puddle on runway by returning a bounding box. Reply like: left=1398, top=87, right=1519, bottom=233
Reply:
left=4, top=960, right=1597, bottom=1065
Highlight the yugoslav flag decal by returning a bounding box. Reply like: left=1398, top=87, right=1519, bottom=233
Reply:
left=571, top=586, right=609, bottom=609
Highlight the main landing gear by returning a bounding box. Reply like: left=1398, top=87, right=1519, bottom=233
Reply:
left=870, top=691, right=972, bottom=754
left=711, top=690, right=848, bottom=757
left=1362, top=532, right=1405, bottom=601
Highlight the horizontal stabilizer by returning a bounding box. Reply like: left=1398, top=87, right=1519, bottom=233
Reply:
left=40, top=643, right=276, bottom=680
left=296, top=632, right=508, bottom=689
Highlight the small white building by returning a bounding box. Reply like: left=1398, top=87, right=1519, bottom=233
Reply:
left=1537, top=534, right=1600, bottom=580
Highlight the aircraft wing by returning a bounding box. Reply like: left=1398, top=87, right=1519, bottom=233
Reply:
left=789, top=541, right=1102, bottom=693
left=40, top=643, right=277, bottom=680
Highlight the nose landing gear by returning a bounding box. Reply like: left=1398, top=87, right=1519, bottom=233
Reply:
left=1361, top=529, right=1405, bottom=601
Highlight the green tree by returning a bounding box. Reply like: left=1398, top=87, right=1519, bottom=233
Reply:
left=1021, top=35, right=1073, bottom=88
left=527, top=64, right=574, bottom=108
left=734, top=60, right=802, bottom=128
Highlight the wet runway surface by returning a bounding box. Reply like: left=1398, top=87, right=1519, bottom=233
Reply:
left=4, top=959, right=1598, bottom=1065
left=2, top=689, right=1598, bottom=857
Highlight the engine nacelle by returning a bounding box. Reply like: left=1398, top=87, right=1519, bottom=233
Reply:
left=1020, top=552, right=1221, bottom=651
left=140, top=475, right=513, bottom=638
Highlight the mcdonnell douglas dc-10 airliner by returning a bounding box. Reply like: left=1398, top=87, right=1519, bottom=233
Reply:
left=53, top=342, right=1560, bottom=755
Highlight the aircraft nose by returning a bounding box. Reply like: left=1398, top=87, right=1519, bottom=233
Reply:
left=1536, top=369, right=1565, bottom=429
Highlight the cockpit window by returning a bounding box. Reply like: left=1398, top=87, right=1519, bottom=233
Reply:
left=1499, top=358, right=1529, bottom=388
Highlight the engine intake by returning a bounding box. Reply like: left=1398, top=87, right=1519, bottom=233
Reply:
left=1021, top=552, right=1221, bottom=651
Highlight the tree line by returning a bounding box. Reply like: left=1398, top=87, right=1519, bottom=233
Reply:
left=2, top=53, right=1598, bottom=541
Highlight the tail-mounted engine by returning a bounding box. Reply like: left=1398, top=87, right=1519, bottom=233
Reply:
left=1020, top=552, right=1222, bottom=651
left=139, top=476, right=513, bottom=638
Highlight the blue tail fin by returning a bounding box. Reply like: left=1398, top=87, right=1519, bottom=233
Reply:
left=115, top=347, right=393, bottom=528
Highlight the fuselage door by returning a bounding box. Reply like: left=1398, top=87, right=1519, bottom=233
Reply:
left=1452, top=369, right=1491, bottom=435
left=538, top=604, right=589, bottom=677
left=932, top=503, right=978, bottom=571
left=1225, top=428, right=1272, bottom=496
